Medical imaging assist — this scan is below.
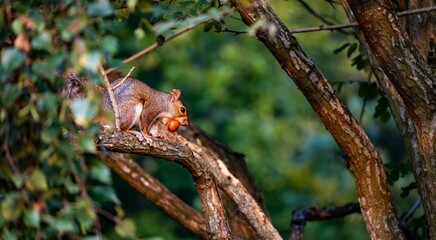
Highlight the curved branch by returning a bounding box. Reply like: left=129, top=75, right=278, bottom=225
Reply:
left=96, top=125, right=281, bottom=239
left=95, top=151, right=208, bottom=239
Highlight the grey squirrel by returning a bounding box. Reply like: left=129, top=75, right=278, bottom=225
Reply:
left=62, top=71, right=189, bottom=143
left=101, top=77, right=188, bottom=143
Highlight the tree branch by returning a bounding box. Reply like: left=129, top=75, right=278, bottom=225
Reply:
left=95, top=151, right=209, bottom=239
left=289, top=203, right=361, bottom=240
left=99, top=65, right=120, bottom=130
left=290, top=5, right=436, bottom=34
left=194, top=174, right=231, bottom=239
left=96, top=124, right=281, bottom=239
left=105, top=8, right=233, bottom=75
left=344, top=1, right=436, bottom=238
left=345, top=1, right=436, bottom=118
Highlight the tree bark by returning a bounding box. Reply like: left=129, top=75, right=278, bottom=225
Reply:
left=97, top=126, right=281, bottom=239
left=96, top=152, right=208, bottom=239
left=402, top=0, right=436, bottom=68
left=344, top=1, right=436, bottom=238
left=230, top=0, right=405, bottom=239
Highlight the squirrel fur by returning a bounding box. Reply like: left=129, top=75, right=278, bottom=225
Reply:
left=62, top=71, right=189, bottom=143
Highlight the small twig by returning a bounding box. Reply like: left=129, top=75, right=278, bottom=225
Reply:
left=105, top=5, right=436, bottom=75
left=290, top=5, right=436, bottom=34
left=3, top=115, right=20, bottom=176
left=215, top=27, right=248, bottom=35
left=296, top=0, right=350, bottom=34
left=297, top=0, right=336, bottom=25
left=397, top=5, right=436, bottom=17
left=290, top=22, right=358, bottom=33
left=105, top=8, right=233, bottom=75
left=401, top=198, right=421, bottom=222
left=112, top=66, right=135, bottom=90
left=94, top=206, right=139, bottom=240
left=99, top=64, right=120, bottom=130
left=68, top=156, right=102, bottom=239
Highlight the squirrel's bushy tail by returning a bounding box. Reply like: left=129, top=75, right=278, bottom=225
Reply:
left=60, top=69, right=86, bottom=99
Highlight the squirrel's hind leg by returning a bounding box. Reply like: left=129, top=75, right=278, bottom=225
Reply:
left=122, top=130, right=153, bottom=144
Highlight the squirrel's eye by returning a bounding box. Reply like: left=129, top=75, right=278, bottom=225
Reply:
left=180, top=107, right=186, bottom=113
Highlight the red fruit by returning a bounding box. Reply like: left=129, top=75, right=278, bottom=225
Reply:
left=167, top=119, right=180, bottom=132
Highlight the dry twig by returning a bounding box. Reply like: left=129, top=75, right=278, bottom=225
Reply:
left=99, top=64, right=120, bottom=130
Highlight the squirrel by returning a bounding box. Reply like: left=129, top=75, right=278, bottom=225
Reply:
left=62, top=71, right=189, bottom=144
left=101, top=77, right=189, bottom=144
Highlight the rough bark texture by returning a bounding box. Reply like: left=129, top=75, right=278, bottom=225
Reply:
left=345, top=1, right=436, bottom=238
left=178, top=124, right=262, bottom=239
left=194, top=174, right=231, bottom=239
left=230, top=0, right=404, bottom=239
left=96, top=152, right=208, bottom=239
left=400, top=0, right=436, bottom=68
left=97, top=125, right=281, bottom=239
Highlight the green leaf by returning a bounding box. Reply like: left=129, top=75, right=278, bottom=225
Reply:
left=2, top=84, right=21, bottom=107
left=333, top=43, right=350, bottom=54
left=77, top=134, right=96, bottom=153
left=70, top=98, right=98, bottom=128
left=88, top=0, right=114, bottom=17
left=24, top=209, right=40, bottom=228
left=75, top=199, right=96, bottom=233
left=127, top=0, right=138, bottom=9
left=12, top=18, right=23, bottom=34
left=25, top=169, right=49, bottom=193
left=43, top=214, right=77, bottom=233
left=374, top=96, right=390, bottom=123
left=1, top=193, right=22, bottom=221
left=347, top=43, right=357, bottom=58
left=91, top=186, right=120, bottom=204
left=0, top=214, right=5, bottom=227
left=64, top=179, right=80, bottom=194
left=1, top=48, right=25, bottom=73
left=2, top=229, right=18, bottom=240
left=79, top=50, right=101, bottom=71
left=89, top=161, right=111, bottom=184
left=213, top=21, right=222, bottom=32
left=203, top=21, right=213, bottom=32
left=32, top=61, right=56, bottom=81
left=154, top=21, right=177, bottom=36
left=115, top=218, right=136, bottom=238
left=38, top=92, right=59, bottom=116
left=134, top=28, right=145, bottom=39
left=400, top=182, right=417, bottom=198
left=31, top=31, right=53, bottom=50
left=101, top=35, right=118, bottom=55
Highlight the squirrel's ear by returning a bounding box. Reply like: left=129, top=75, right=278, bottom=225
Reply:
left=170, top=89, right=181, bottom=102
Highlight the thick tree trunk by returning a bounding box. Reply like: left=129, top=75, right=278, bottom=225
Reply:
left=345, top=1, right=436, bottom=238
left=230, top=0, right=405, bottom=239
